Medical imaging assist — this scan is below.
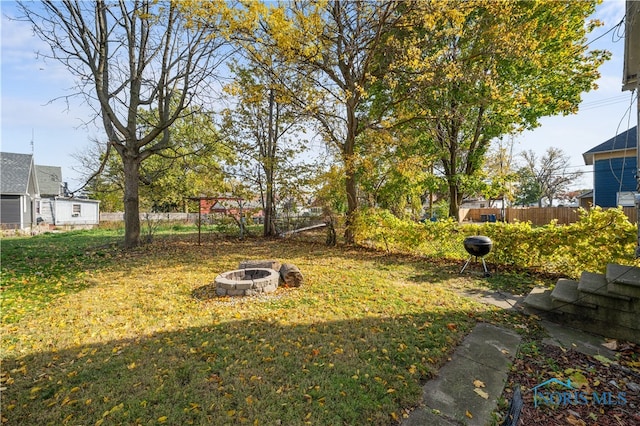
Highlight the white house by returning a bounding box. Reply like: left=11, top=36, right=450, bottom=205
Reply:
left=1, top=152, right=100, bottom=230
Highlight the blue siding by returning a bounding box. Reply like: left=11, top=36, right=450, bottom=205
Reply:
left=593, top=157, right=636, bottom=207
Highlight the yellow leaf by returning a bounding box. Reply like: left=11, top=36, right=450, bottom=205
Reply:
left=127, top=362, right=136, bottom=370
left=473, top=379, right=485, bottom=388
left=474, top=388, right=489, bottom=399
left=465, top=410, right=473, bottom=418
left=386, top=388, right=396, bottom=393
left=158, top=416, right=167, bottom=423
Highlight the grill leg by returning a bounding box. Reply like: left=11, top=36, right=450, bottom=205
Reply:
left=460, top=256, right=474, bottom=274
left=461, top=256, right=492, bottom=277
left=481, top=258, right=491, bottom=277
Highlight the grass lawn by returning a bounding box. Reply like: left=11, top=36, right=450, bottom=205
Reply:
left=1, top=229, right=540, bottom=425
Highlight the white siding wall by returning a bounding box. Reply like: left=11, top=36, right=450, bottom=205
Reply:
left=53, top=199, right=100, bottom=225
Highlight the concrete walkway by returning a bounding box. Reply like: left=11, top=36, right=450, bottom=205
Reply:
left=402, top=323, right=521, bottom=426
left=401, top=287, right=619, bottom=425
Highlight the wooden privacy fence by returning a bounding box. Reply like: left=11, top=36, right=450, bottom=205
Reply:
left=460, top=206, right=637, bottom=226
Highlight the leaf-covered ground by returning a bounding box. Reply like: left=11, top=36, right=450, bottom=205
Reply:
left=7, top=229, right=633, bottom=425
left=1, top=230, right=523, bottom=425
left=502, top=342, right=640, bottom=426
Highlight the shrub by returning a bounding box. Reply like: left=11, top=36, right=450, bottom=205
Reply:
left=354, top=207, right=639, bottom=278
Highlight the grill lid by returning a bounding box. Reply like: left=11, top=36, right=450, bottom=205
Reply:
left=463, top=236, right=492, bottom=257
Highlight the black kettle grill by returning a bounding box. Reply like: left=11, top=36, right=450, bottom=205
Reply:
left=460, top=235, right=492, bottom=277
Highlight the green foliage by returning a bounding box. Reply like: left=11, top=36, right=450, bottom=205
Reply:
left=514, top=167, right=542, bottom=206
left=355, top=207, right=639, bottom=278
left=375, top=0, right=608, bottom=219
left=354, top=208, right=465, bottom=258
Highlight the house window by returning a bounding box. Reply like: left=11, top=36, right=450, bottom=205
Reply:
left=72, top=204, right=81, bottom=217
left=35, top=200, right=41, bottom=214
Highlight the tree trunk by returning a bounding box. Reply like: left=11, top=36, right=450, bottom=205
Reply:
left=122, top=154, right=141, bottom=248
left=343, top=98, right=359, bottom=244
left=264, top=186, right=274, bottom=237
left=344, top=170, right=358, bottom=244
left=448, top=180, right=462, bottom=221
left=264, top=88, right=278, bottom=238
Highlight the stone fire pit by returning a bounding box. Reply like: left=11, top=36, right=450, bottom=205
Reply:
left=214, top=268, right=280, bottom=297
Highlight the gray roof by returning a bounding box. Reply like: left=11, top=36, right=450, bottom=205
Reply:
left=36, top=165, right=63, bottom=197
left=1, top=152, right=35, bottom=194
left=582, top=126, right=637, bottom=165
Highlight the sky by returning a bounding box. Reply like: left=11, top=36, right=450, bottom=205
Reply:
left=1, top=1, right=637, bottom=192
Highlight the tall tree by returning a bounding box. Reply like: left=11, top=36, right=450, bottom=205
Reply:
left=213, top=0, right=401, bottom=243
left=519, top=147, right=583, bottom=207
left=381, top=0, right=608, bottom=219
left=19, top=0, right=229, bottom=247
left=221, top=60, right=309, bottom=237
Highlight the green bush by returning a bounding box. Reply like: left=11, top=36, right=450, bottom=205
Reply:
left=354, top=207, right=639, bottom=278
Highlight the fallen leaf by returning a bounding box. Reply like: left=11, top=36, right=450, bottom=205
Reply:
left=593, top=355, right=615, bottom=366
left=602, top=340, right=618, bottom=350
left=473, top=379, right=485, bottom=388
left=465, top=410, right=473, bottom=418
left=474, top=388, right=489, bottom=399
left=566, top=414, right=586, bottom=425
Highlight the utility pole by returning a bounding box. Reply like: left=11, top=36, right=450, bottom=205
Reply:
left=623, top=1, right=640, bottom=256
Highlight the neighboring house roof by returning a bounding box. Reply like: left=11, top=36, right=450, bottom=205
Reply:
left=0, top=152, right=37, bottom=195
left=36, top=165, right=63, bottom=197
left=582, top=126, right=637, bottom=165
left=577, top=190, right=593, bottom=199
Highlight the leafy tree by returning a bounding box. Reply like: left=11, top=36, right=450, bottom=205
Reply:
left=478, top=137, right=519, bottom=208
left=19, top=1, right=230, bottom=248
left=356, top=129, right=436, bottom=219
left=379, top=0, right=608, bottom=219
left=136, top=110, right=231, bottom=212
left=78, top=109, right=231, bottom=213
left=221, top=58, right=311, bottom=237
left=213, top=0, right=402, bottom=243
left=514, top=167, right=543, bottom=207
left=313, top=165, right=348, bottom=216
left=518, top=147, right=583, bottom=207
